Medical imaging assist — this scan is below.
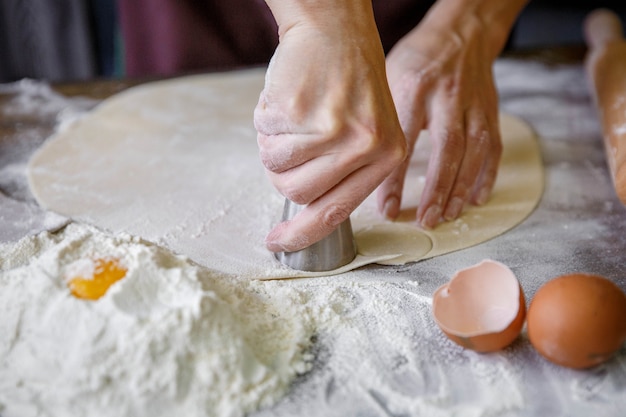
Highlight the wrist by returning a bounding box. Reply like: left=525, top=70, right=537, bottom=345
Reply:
left=478, top=0, right=529, bottom=56
left=421, top=0, right=529, bottom=59
left=264, top=0, right=375, bottom=39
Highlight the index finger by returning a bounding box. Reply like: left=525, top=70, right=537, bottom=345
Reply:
left=417, top=94, right=466, bottom=229
left=265, top=161, right=398, bottom=252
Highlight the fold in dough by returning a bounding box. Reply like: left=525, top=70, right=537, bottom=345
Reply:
left=28, top=69, right=543, bottom=279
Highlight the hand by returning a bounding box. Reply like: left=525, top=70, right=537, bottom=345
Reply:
left=377, top=0, right=527, bottom=228
left=255, top=0, right=407, bottom=252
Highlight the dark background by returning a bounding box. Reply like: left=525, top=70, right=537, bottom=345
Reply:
left=0, top=0, right=625, bottom=83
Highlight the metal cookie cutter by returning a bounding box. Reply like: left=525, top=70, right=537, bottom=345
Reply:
left=274, top=199, right=357, bottom=272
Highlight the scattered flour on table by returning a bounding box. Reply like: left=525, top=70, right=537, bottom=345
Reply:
left=255, top=276, right=526, bottom=417
left=0, top=79, right=97, bottom=120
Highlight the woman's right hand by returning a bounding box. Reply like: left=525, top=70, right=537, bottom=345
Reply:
left=255, top=0, right=407, bottom=252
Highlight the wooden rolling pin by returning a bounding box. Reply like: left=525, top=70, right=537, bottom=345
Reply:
left=584, top=9, right=626, bottom=205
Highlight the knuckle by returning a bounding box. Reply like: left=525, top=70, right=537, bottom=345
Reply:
left=375, top=140, right=407, bottom=173
left=432, top=176, right=452, bottom=196
left=452, top=186, right=471, bottom=201
left=321, top=204, right=352, bottom=229
left=260, top=147, right=290, bottom=173
left=451, top=174, right=473, bottom=196
left=258, top=136, right=296, bottom=173
left=354, top=131, right=380, bottom=159
left=469, top=128, right=496, bottom=151
left=257, top=142, right=275, bottom=168
left=261, top=154, right=280, bottom=172
left=253, top=109, right=271, bottom=136
left=389, top=139, right=408, bottom=165
left=470, top=129, right=491, bottom=148
left=254, top=102, right=297, bottom=137
left=491, top=137, right=503, bottom=158
left=439, top=130, right=466, bottom=157
left=397, top=66, right=436, bottom=91
left=353, top=125, right=408, bottom=168
left=441, top=77, right=459, bottom=95
left=282, top=185, right=308, bottom=205
left=477, top=129, right=502, bottom=163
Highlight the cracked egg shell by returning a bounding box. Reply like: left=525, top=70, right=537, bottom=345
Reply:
left=433, top=260, right=526, bottom=352
left=527, top=273, right=626, bottom=369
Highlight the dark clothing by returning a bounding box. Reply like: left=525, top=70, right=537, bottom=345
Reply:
left=3, top=0, right=626, bottom=81
left=0, top=0, right=98, bottom=82
left=117, top=0, right=432, bottom=77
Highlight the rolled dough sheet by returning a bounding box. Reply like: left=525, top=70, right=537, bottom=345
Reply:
left=27, top=68, right=543, bottom=279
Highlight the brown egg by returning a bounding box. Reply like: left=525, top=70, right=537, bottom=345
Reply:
left=432, top=260, right=526, bottom=352
left=527, top=273, right=626, bottom=369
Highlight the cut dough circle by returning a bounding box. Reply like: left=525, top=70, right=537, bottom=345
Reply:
left=354, top=223, right=432, bottom=265
left=28, top=69, right=544, bottom=279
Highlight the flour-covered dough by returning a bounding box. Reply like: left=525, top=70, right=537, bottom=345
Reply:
left=27, top=69, right=543, bottom=279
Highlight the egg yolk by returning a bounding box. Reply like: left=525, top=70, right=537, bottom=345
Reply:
left=68, top=258, right=127, bottom=300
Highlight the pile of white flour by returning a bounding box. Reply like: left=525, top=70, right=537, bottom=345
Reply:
left=0, top=223, right=330, bottom=417
left=0, top=222, right=529, bottom=417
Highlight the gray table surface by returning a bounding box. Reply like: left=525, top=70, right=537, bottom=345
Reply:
left=1, top=56, right=625, bottom=416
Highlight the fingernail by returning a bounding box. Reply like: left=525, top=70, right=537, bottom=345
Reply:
left=475, top=187, right=491, bottom=205
left=266, top=223, right=314, bottom=253
left=421, top=205, right=442, bottom=229
left=265, top=227, right=287, bottom=252
left=444, top=197, right=464, bottom=220
left=383, top=196, right=400, bottom=220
